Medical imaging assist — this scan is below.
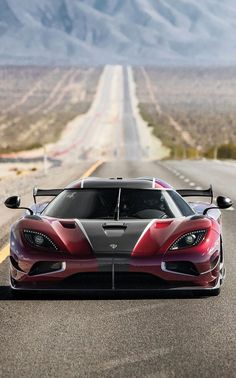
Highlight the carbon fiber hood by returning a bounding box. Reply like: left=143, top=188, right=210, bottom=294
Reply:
left=79, top=220, right=150, bottom=253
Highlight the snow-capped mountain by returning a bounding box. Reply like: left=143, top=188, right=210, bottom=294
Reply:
left=1, top=0, right=236, bottom=65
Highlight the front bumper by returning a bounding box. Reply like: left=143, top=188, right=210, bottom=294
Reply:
left=9, top=253, right=222, bottom=292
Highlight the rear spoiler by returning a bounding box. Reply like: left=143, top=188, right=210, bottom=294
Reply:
left=33, top=188, right=63, bottom=203
left=33, top=186, right=214, bottom=204
left=177, top=186, right=213, bottom=203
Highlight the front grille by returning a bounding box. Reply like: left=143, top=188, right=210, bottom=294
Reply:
left=62, top=272, right=112, bottom=289
left=62, top=272, right=181, bottom=290
left=114, top=272, right=167, bottom=289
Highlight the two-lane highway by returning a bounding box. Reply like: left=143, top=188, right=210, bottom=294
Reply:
left=0, top=159, right=235, bottom=377
left=47, top=65, right=168, bottom=163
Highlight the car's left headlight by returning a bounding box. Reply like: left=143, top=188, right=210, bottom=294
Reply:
left=169, top=230, right=207, bottom=251
left=23, top=229, right=58, bottom=251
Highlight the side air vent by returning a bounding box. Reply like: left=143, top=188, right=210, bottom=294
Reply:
left=164, top=261, right=199, bottom=276
left=60, top=221, right=76, bottom=229
left=29, top=261, right=63, bottom=276
left=190, top=215, right=205, bottom=220
left=10, top=256, right=24, bottom=272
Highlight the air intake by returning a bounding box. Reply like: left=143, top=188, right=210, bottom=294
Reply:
left=60, top=221, right=76, bottom=229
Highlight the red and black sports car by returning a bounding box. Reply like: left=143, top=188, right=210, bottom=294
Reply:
left=5, top=177, right=232, bottom=296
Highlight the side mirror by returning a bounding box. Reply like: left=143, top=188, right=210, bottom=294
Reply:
left=5, top=196, right=21, bottom=209
left=4, top=196, right=33, bottom=215
left=216, top=196, right=233, bottom=209
left=203, top=196, right=233, bottom=215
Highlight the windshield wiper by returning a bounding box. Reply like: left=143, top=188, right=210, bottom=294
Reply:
left=113, top=188, right=121, bottom=221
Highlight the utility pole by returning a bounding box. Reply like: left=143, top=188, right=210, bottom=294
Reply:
left=43, top=145, right=48, bottom=175
left=213, top=146, right=218, bottom=160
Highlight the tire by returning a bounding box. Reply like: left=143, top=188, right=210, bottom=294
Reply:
left=206, top=287, right=221, bottom=296
left=196, top=287, right=221, bottom=297
left=10, top=288, right=24, bottom=299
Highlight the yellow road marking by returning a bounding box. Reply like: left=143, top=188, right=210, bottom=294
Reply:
left=80, top=159, right=104, bottom=179
left=0, top=159, right=104, bottom=264
left=0, top=244, right=9, bottom=264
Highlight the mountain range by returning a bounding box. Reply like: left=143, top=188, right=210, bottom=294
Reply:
left=1, top=0, right=236, bottom=65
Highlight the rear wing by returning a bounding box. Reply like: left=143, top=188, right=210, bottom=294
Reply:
left=177, top=186, right=213, bottom=203
left=33, top=186, right=214, bottom=204
left=33, top=188, right=63, bottom=204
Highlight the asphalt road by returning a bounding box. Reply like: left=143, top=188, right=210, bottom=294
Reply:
left=49, top=65, right=167, bottom=162
left=0, top=159, right=235, bottom=378
left=122, top=67, right=142, bottom=160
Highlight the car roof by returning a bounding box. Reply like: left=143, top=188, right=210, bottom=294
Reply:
left=66, top=177, right=173, bottom=190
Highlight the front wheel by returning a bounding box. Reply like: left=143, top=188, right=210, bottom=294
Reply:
left=195, top=287, right=221, bottom=297
left=10, top=288, right=24, bottom=299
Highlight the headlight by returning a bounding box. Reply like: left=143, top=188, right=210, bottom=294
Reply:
left=169, top=230, right=207, bottom=251
left=23, top=230, right=58, bottom=251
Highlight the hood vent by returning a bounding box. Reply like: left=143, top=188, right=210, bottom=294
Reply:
left=102, top=222, right=127, bottom=237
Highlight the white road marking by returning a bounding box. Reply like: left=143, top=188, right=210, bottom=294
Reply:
left=159, top=165, right=235, bottom=213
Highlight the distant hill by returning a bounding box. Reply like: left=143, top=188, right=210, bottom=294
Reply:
left=1, top=0, right=236, bottom=65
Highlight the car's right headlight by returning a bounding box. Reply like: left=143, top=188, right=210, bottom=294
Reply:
left=23, top=229, right=58, bottom=251
left=169, top=230, right=207, bottom=251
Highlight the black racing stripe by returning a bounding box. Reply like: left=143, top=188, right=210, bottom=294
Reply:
left=94, top=252, right=132, bottom=258
left=83, top=179, right=153, bottom=189
left=114, top=263, right=130, bottom=272
left=96, top=257, right=113, bottom=273
left=77, top=220, right=152, bottom=277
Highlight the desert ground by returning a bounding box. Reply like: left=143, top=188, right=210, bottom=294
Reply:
left=0, top=66, right=101, bottom=153
left=134, top=66, right=236, bottom=158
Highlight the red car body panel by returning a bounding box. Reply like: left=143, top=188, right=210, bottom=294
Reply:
left=9, top=212, right=221, bottom=291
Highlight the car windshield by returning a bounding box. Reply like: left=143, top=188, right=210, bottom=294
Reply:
left=43, top=188, right=194, bottom=219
